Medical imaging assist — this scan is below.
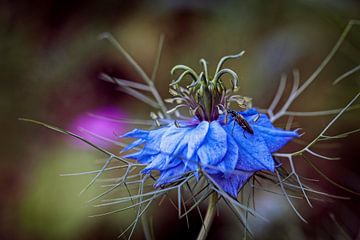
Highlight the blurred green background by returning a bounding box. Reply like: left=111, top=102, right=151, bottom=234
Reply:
left=1, top=0, right=360, bottom=239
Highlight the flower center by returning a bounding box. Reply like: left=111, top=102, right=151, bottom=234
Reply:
left=167, top=52, right=252, bottom=121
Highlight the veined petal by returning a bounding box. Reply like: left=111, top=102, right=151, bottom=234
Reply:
left=154, top=163, right=187, bottom=187
left=240, top=108, right=258, bottom=117
left=121, top=126, right=168, bottom=156
left=121, top=138, right=145, bottom=153
left=122, top=127, right=169, bottom=162
left=142, top=154, right=165, bottom=172
left=123, top=149, right=157, bottom=164
left=210, top=172, right=253, bottom=198
left=171, top=121, right=210, bottom=159
left=229, top=108, right=298, bottom=153
left=133, top=127, right=170, bottom=159
left=215, top=133, right=238, bottom=173
left=122, top=150, right=144, bottom=160
left=224, top=123, right=275, bottom=172
left=184, top=158, right=199, bottom=172
left=197, top=121, right=227, bottom=167
left=241, top=108, right=274, bottom=128
left=185, top=121, right=210, bottom=159
left=143, top=154, right=181, bottom=173
left=120, top=128, right=149, bottom=139
left=253, top=125, right=299, bottom=152
left=145, top=127, right=169, bottom=149
left=160, top=124, right=189, bottom=155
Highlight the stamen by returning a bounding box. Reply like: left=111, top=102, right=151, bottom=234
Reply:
left=169, top=53, right=247, bottom=121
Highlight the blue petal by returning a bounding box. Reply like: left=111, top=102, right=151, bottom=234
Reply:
left=123, top=148, right=158, bottom=164
left=121, top=126, right=169, bottom=156
left=224, top=123, right=275, bottom=172
left=142, top=154, right=166, bottom=172
left=253, top=125, right=299, bottom=152
left=160, top=124, right=188, bottom=155
left=215, top=133, right=238, bottom=173
left=169, top=121, right=210, bottom=159
left=143, top=154, right=182, bottom=173
left=210, top=172, right=253, bottom=198
left=231, top=109, right=299, bottom=153
left=120, top=128, right=149, bottom=139
left=184, top=121, right=209, bottom=159
left=136, top=127, right=169, bottom=159
left=145, top=127, right=169, bottom=149
left=241, top=108, right=274, bottom=129
left=121, top=138, right=145, bottom=153
left=154, top=163, right=187, bottom=187
left=197, top=121, right=228, bottom=168
left=240, top=108, right=258, bottom=117
left=122, top=150, right=144, bottom=161
left=122, top=127, right=169, bottom=161
left=184, top=158, right=199, bottom=172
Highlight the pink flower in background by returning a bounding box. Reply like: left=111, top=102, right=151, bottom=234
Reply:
left=69, top=106, right=127, bottom=149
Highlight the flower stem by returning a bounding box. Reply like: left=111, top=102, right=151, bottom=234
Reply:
left=196, top=192, right=218, bottom=240
left=141, top=213, right=154, bottom=240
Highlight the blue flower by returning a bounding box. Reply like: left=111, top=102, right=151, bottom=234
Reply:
left=121, top=108, right=299, bottom=198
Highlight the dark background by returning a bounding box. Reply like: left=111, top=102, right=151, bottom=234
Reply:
left=1, top=0, right=359, bottom=239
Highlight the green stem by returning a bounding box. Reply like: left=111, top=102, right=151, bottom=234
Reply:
left=141, top=213, right=154, bottom=240
left=196, top=192, right=217, bottom=240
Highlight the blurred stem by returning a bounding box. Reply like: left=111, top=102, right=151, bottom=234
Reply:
left=196, top=192, right=217, bottom=240
left=142, top=213, right=154, bottom=240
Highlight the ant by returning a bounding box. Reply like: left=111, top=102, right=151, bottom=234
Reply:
left=226, top=109, right=254, bottom=136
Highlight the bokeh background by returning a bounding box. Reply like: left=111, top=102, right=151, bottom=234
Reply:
left=1, top=0, right=360, bottom=239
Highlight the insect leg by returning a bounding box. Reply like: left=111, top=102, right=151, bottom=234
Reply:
left=242, top=129, right=247, bottom=139
left=231, top=121, right=235, bottom=135
left=174, top=120, right=180, bottom=128
left=253, top=114, right=260, bottom=123
left=225, top=110, right=229, bottom=125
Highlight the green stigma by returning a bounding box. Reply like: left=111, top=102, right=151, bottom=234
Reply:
left=166, top=51, right=252, bottom=121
